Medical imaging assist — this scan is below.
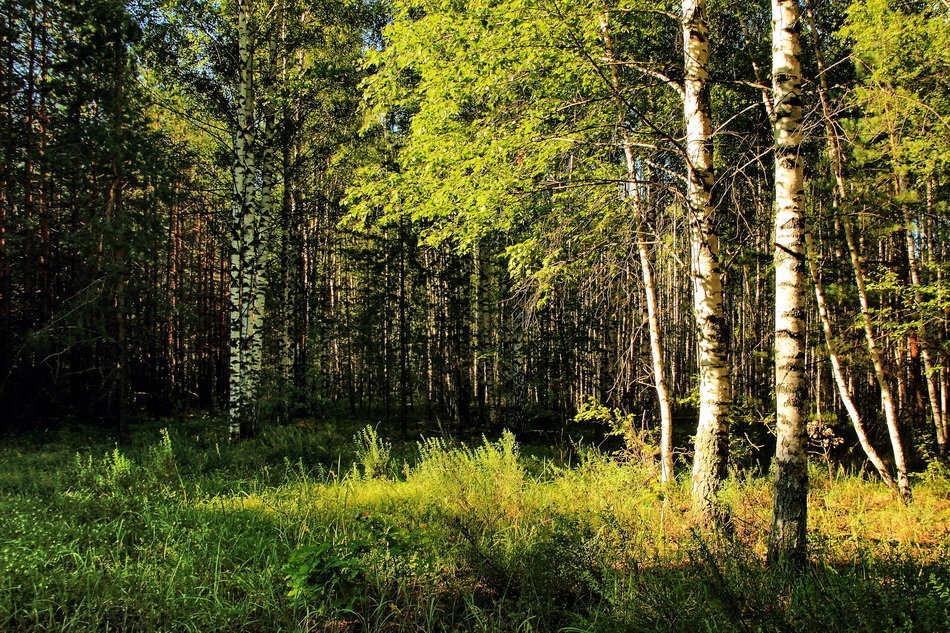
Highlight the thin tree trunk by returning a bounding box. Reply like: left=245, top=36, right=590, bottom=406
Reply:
left=106, top=32, right=129, bottom=444
left=923, top=182, right=949, bottom=456
left=600, top=12, right=675, bottom=483
left=898, top=185, right=946, bottom=456
left=636, top=222, right=675, bottom=483
left=844, top=221, right=912, bottom=501
left=0, top=8, right=12, bottom=381
left=248, top=29, right=277, bottom=417
left=806, top=5, right=912, bottom=501
left=806, top=233, right=897, bottom=490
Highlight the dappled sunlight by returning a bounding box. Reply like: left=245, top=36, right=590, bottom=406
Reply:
left=2, top=427, right=949, bottom=631
left=205, top=433, right=950, bottom=570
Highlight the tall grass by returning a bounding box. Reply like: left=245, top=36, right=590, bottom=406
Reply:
left=0, top=422, right=947, bottom=631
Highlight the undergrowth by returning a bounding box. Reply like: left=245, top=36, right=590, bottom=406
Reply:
left=0, top=420, right=948, bottom=632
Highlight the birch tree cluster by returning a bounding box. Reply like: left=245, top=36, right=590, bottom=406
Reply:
left=1, top=0, right=950, bottom=557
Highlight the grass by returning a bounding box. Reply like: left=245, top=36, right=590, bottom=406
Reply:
left=0, top=418, right=948, bottom=632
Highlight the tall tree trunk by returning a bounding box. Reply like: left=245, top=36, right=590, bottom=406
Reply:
left=843, top=222, right=912, bottom=501
left=599, top=12, right=675, bottom=483
left=636, top=217, right=675, bottom=483
left=398, top=220, right=412, bottom=436
left=898, top=181, right=946, bottom=457
left=472, top=242, right=495, bottom=428
left=250, top=30, right=277, bottom=415
left=683, top=0, right=731, bottom=528
left=228, top=1, right=262, bottom=443
left=768, top=0, right=808, bottom=565
left=279, top=142, right=296, bottom=413
left=106, top=31, right=129, bottom=444
left=0, top=8, right=11, bottom=382
left=922, top=182, right=949, bottom=456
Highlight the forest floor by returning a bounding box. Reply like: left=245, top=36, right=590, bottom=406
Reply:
left=1, top=418, right=949, bottom=632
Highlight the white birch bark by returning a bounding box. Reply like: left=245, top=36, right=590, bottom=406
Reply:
left=768, top=0, right=808, bottom=565
left=636, top=218, right=675, bottom=484
left=806, top=232, right=897, bottom=490
left=844, top=221, right=913, bottom=501
left=683, top=0, right=731, bottom=527
left=624, top=153, right=674, bottom=483
left=228, top=0, right=270, bottom=443
left=900, top=197, right=946, bottom=456
left=248, top=31, right=278, bottom=404
left=924, top=181, right=949, bottom=456
left=600, top=13, right=675, bottom=483
left=806, top=5, right=912, bottom=501
left=228, top=2, right=256, bottom=443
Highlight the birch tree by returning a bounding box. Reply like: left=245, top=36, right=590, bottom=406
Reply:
left=768, top=0, right=807, bottom=565
left=227, top=0, right=282, bottom=442
left=841, top=0, right=950, bottom=464
left=805, top=1, right=917, bottom=500
left=599, top=11, right=674, bottom=483
left=805, top=232, right=896, bottom=490
left=682, top=0, right=731, bottom=528
left=228, top=0, right=261, bottom=442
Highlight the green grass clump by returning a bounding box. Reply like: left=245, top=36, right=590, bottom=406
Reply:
left=0, top=422, right=948, bottom=631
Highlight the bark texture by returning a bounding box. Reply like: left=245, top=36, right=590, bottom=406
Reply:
left=228, top=2, right=266, bottom=443
left=768, top=0, right=808, bottom=565
left=683, top=0, right=731, bottom=527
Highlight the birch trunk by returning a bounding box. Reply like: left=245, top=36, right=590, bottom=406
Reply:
left=923, top=183, right=949, bottom=456
left=806, top=233, right=897, bottom=490
left=251, top=31, right=278, bottom=413
left=622, top=153, right=675, bottom=483
left=900, top=196, right=946, bottom=456
left=637, top=220, right=675, bottom=483
left=600, top=13, right=674, bottom=483
left=683, top=0, right=731, bottom=527
left=768, top=0, right=808, bottom=565
left=228, top=2, right=262, bottom=443
left=844, top=222, right=913, bottom=501
left=806, top=6, right=912, bottom=501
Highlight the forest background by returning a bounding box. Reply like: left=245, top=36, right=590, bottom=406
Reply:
left=1, top=0, right=950, bottom=630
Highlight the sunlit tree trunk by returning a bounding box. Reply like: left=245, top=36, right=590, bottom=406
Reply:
left=600, top=12, right=674, bottom=483
left=921, top=184, right=949, bottom=456
left=897, top=171, right=945, bottom=457
left=683, top=0, right=731, bottom=527
left=806, top=5, right=912, bottom=501
left=806, top=233, right=896, bottom=490
left=843, top=222, right=912, bottom=501
left=768, top=0, right=808, bottom=566
left=634, top=213, right=675, bottom=484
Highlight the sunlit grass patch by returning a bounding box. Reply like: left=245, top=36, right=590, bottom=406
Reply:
left=1, top=423, right=948, bottom=632
left=808, top=476, right=950, bottom=560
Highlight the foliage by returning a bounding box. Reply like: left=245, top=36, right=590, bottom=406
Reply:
left=348, top=0, right=683, bottom=290
left=573, top=397, right=659, bottom=463
left=352, top=425, right=393, bottom=479
left=285, top=539, right=369, bottom=614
